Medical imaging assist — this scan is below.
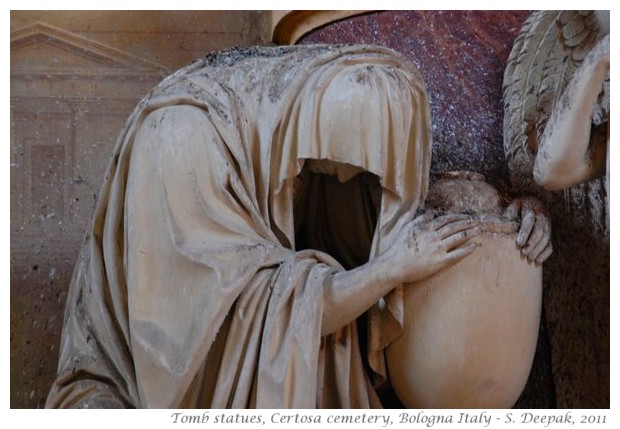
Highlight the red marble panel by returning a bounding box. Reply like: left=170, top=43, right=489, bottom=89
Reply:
left=301, top=10, right=530, bottom=187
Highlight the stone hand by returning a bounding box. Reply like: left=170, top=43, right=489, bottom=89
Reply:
left=504, top=197, right=553, bottom=264
left=323, top=212, right=479, bottom=335
left=382, top=211, right=481, bottom=284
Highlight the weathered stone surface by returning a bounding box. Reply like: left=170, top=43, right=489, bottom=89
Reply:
left=10, top=11, right=271, bottom=409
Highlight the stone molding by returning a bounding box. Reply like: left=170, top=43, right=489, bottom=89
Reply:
left=272, top=10, right=372, bottom=45
left=11, top=21, right=168, bottom=78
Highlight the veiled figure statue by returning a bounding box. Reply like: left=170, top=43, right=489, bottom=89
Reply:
left=47, top=45, right=550, bottom=408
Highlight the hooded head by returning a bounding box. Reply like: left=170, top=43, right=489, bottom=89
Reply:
left=271, top=50, right=433, bottom=260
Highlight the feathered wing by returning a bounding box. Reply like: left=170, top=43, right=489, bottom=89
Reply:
left=502, top=11, right=610, bottom=408
left=502, top=10, right=608, bottom=193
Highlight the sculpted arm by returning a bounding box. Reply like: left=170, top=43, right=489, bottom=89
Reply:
left=321, top=213, right=480, bottom=335
left=534, top=35, right=609, bottom=190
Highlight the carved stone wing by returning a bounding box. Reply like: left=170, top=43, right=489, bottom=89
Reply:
left=502, top=10, right=608, bottom=192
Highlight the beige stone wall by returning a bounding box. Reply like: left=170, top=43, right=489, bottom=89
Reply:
left=10, top=10, right=270, bottom=409
left=11, top=11, right=270, bottom=69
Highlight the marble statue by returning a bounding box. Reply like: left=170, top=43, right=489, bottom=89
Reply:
left=534, top=15, right=609, bottom=202
left=46, top=45, right=551, bottom=408
left=503, top=11, right=609, bottom=407
left=503, top=10, right=609, bottom=221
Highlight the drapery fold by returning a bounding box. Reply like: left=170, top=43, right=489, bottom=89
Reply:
left=46, top=45, right=432, bottom=408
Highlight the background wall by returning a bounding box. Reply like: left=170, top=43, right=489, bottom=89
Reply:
left=10, top=10, right=270, bottom=408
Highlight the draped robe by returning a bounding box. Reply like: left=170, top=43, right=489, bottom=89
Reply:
left=46, top=45, right=432, bottom=408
